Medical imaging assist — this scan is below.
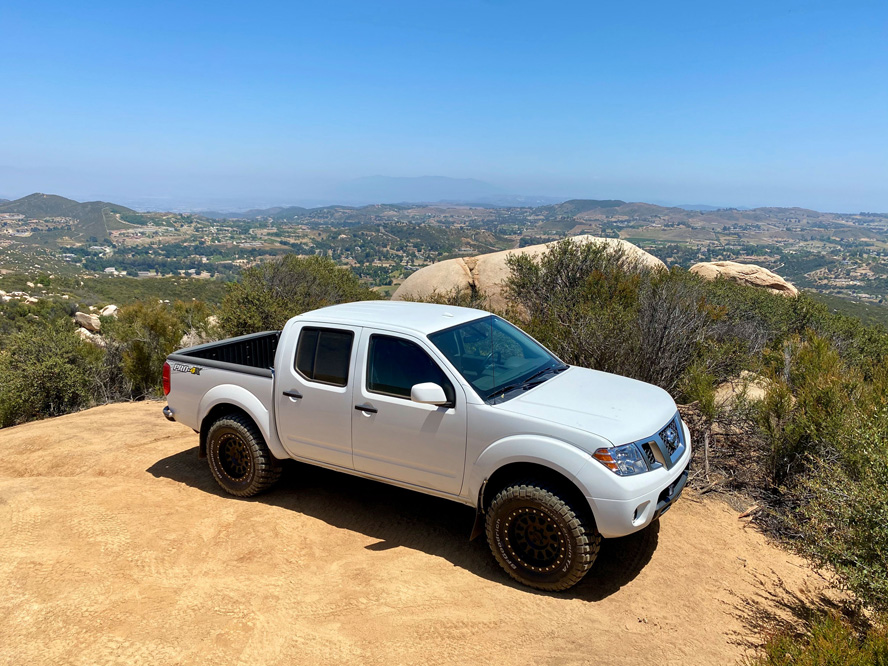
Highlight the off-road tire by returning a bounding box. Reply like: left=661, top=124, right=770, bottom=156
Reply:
left=485, top=480, right=600, bottom=591
left=206, top=414, right=282, bottom=497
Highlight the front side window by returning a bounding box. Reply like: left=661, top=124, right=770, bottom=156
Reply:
left=295, top=327, right=354, bottom=386
left=367, top=335, right=455, bottom=404
left=428, top=315, right=564, bottom=401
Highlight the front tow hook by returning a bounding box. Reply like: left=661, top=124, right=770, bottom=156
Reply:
left=162, top=406, right=175, bottom=422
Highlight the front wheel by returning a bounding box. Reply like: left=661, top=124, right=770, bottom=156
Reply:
left=485, top=481, right=600, bottom=591
left=206, top=414, right=282, bottom=497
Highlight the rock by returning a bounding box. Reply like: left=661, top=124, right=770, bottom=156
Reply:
left=26, top=282, right=34, bottom=288
left=24, top=297, right=39, bottom=304
left=392, top=235, right=666, bottom=310
left=75, top=327, right=106, bottom=347
left=100, top=304, right=119, bottom=318
left=74, top=312, right=101, bottom=332
left=714, top=371, right=771, bottom=409
left=179, top=329, right=209, bottom=349
left=690, top=261, right=798, bottom=297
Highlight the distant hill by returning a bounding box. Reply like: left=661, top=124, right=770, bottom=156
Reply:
left=676, top=204, right=753, bottom=212
left=538, top=199, right=627, bottom=216
left=0, top=193, right=135, bottom=239
left=201, top=206, right=310, bottom=220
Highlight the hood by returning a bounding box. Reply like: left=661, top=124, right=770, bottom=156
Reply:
left=495, top=366, right=678, bottom=447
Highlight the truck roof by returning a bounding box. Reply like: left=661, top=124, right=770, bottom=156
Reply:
left=296, top=300, right=490, bottom=336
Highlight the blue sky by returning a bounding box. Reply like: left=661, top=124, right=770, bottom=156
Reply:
left=1, top=0, right=886, bottom=211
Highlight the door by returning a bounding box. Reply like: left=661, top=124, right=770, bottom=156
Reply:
left=351, top=329, right=467, bottom=495
left=275, top=322, right=361, bottom=469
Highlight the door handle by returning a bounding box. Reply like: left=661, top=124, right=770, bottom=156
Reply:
left=283, top=390, right=303, bottom=400
left=354, top=403, right=377, bottom=414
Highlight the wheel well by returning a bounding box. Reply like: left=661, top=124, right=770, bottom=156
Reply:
left=199, top=404, right=254, bottom=459
left=480, top=463, right=592, bottom=521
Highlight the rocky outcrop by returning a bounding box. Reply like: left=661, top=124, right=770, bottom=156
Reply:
left=690, top=261, right=798, bottom=297
left=100, top=305, right=119, bottom=318
left=75, top=327, right=105, bottom=347
left=74, top=312, right=101, bottom=332
left=392, top=235, right=665, bottom=310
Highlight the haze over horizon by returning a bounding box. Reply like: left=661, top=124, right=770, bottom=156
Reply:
left=2, top=1, right=886, bottom=213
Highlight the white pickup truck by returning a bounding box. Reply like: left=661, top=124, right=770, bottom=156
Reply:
left=162, top=301, right=690, bottom=591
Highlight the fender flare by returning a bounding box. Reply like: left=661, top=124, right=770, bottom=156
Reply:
left=197, top=384, right=289, bottom=460
left=468, top=435, right=594, bottom=511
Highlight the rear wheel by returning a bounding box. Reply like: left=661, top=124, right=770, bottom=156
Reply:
left=485, top=480, right=600, bottom=591
left=206, top=414, right=282, bottom=497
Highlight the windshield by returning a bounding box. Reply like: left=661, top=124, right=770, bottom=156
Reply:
left=428, top=315, right=565, bottom=402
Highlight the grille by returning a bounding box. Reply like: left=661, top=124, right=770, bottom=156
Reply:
left=659, top=419, right=681, bottom=456
left=641, top=442, right=657, bottom=467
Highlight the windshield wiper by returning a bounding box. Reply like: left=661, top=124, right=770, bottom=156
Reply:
left=486, top=363, right=569, bottom=401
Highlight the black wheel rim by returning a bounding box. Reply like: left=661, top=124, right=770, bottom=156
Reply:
left=219, top=433, right=252, bottom=481
left=503, top=507, right=566, bottom=574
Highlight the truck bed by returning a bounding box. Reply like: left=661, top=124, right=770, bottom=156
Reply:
left=169, top=331, right=280, bottom=377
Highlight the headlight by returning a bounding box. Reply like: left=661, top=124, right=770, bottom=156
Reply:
left=593, top=444, right=649, bottom=476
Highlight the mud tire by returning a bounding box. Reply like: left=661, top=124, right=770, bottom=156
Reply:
left=485, top=480, right=600, bottom=591
left=206, top=414, right=282, bottom=497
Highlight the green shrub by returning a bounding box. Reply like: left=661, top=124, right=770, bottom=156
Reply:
left=790, top=409, right=888, bottom=612
left=103, top=301, right=186, bottom=397
left=506, top=239, right=722, bottom=392
left=0, top=319, right=102, bottom=427
left=752, top=613, right=888, bottom=666
left=219, top=254, right=379, bottom=336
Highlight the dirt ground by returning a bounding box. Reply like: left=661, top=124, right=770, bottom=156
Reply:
left=0, top=402, right=835, bottom=666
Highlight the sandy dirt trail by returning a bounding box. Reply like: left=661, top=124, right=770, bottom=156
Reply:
left=0, top=402, right=830, bottom=666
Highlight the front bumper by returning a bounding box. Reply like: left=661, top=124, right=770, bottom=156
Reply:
left=585, top=421, right=692, bottom=538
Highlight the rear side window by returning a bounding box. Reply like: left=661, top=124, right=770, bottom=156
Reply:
left=295, top=327, right=354, bottom=386
left=367, top=335, right=455, bottom=403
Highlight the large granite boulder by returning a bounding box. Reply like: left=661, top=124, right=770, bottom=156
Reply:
left=100, top=304, right=119, bottom=318
left=392, top=235, right=666, bottom=310
left=74, top=312, right=101, bottom=332
left=689, top=261, right=798, bottom=297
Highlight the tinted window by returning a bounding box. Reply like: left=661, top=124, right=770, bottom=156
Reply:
left=367, top=335, right=455, bottom=403
left=295, top=327, right=353, bottom=386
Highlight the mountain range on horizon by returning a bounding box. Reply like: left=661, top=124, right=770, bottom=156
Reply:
left=0, top=190, right=860, bottom=235
left=0, top=176, right=770, bottom=215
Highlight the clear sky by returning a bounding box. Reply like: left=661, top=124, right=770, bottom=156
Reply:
left=1, top=0, right=887, bottom=211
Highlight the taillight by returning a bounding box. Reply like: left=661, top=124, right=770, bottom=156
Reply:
left=162, top=361, right=171, bottom=396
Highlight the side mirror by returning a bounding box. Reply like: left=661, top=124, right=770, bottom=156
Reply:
left=410, top=382, right=449, bottom=406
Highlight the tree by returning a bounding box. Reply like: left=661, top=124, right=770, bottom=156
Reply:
left=219, top=254, right=379, bottom=336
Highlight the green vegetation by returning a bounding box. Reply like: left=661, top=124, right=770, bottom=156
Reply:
left=105, top=300, right=216, bottom=397
left=0, top=299, right=220, bottom=425
left=219, top=254, right=380, bottom=336
left=0, top=320, right=103, bottom=427
left=752, top=613, right=888, bottom=666
left=0, top=274, right=228, bottom=306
